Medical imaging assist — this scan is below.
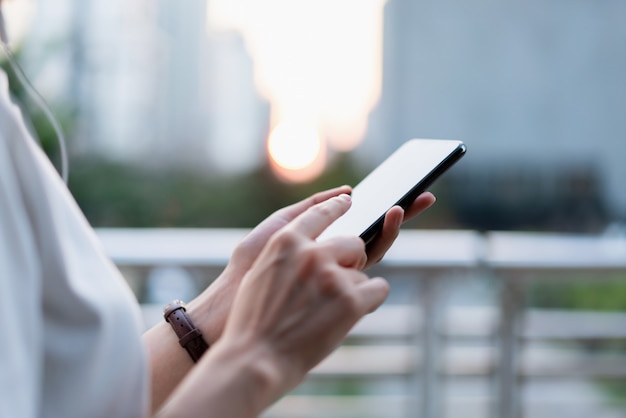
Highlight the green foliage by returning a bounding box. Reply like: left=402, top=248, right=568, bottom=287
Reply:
left=528, top=275, right=626, bottom=312
left=597, top=380, right=626, bottom=408
left=68, top=153, right=367, bottom=228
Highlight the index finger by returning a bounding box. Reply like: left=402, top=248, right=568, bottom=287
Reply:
left=275, top=185, right=352, bottom=221
left=288, top=194, right=352, bottom=239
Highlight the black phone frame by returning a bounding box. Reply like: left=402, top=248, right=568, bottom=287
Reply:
left=360, top=142, right=467, bottom=245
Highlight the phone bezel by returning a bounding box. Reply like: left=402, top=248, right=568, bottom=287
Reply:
left=359, top=142, right=467, bottom=244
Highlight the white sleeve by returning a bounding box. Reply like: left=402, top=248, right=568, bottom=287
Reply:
left=0, top=76, right=44, bottom=418
left=0, top=68, right=149, bottom=418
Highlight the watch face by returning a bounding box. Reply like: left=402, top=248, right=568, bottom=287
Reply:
left=163, top=299, right=186, bottom=315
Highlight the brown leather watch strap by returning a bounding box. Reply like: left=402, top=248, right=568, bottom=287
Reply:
left=163, top=300, right=209, bottom=362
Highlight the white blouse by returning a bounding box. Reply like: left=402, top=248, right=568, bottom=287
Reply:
left=0, top=70, right=149, bottom=417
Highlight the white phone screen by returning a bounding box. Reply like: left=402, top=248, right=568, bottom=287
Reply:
left=318, top=139, right=465, bottom=243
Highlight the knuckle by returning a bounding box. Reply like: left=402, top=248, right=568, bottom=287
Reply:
left=337, top=288, right=361, bottom=313
left=317, top=265, right=341, bottom=295
left=289, top=242, right=330, bottom=284
left=271, top=228, right=300, bottom=250
left=300, top=243, right=322, bottom=262
left=310, top=190, right=325, bottom=203
left=346, top=235, right=366, bottom=251
left=311, top=202, right=335, bottom=219
left=232, top=236, right=256, bottom=256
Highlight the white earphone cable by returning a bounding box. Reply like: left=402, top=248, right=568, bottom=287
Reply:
left=0, top=10, right=70, bottom=184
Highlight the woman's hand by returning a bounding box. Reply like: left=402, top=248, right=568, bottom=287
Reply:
left=187, top=185, right=353, bottom=345
left=160, top=195, right=389, bottom=418
left=152, top=190, right=435, bottom=415
left=147, top=186, right=354, bottom=413
left=364, top=191, right=436, bottom=268
left=215, top=194, right=389, bottom=405
left=188, top=188, right=435, bottom=345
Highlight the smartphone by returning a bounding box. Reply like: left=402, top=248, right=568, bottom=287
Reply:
left=318, top=139, right=466, bottom=244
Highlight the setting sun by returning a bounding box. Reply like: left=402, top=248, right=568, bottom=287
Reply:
left=208, top=0, right=387, bottom=182
left=267, top=121, right=321, bottom=171
left=267, top=121, right=326, bottom=183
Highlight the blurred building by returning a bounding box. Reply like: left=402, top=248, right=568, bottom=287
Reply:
left=204, top=29, right=269, bottom=175
left=371, top=0, right=626, bottom=224
left=25, top=0, right=268, bottom=174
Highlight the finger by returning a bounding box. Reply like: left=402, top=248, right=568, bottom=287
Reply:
left=277, top=185, right=353, bottom=222
left=323, top=236, right=367, bottom=270
left=364, top=206, right=403, bottom=268
left=403, top=192, right=436, bottom=221
left=289, top=194, right=352, bottom=238
left=243, top=186, right=354, bottom=245
left=363, top=193, right=435, bottom=268
left=371, top=192, right=435, bottom=247
left=353, top=277, right=390, bottom=314
left=310, top=185, right=353, bottom=204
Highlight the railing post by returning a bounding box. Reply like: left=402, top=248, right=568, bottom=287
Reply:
left=495, top=274, right=524, bottom=418
left=419, top=273, right=441, bottom=418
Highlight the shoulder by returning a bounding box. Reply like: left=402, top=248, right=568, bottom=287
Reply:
left=0, top=68, right=43, bottom=289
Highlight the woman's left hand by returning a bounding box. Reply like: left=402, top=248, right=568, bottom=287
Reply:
left=363, top=191, right=436, bottom=269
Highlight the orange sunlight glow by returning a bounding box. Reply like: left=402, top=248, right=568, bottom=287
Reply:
left=267, top=121, right=321, bottom=170
left=208, top=0, right=387, bottom=182
left=268, top=121, right=327, bottom=183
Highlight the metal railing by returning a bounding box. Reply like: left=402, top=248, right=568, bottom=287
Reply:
left=97, top=228, right=626, bottom=418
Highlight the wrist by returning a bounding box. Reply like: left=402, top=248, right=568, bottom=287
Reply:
left=213, top=329, right=306, bottom=403
left=160, top=336, right=283, bottom=418
left=163, top=300, right=209, bottom=362
left=211, top=338, right=283, bottom=406
left=186, top=272, right=235, bottom=346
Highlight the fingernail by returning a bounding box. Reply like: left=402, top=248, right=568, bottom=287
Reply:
left=339, top=193, right=351, bottom=201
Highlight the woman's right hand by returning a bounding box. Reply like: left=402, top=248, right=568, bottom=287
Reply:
left=187, top=185, right=352, bottom=345
left=159, top=194, right=389, bottom=418
left=218, top=193, right=389, bottom=399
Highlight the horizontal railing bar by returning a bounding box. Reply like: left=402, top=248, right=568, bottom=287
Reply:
left=142, top=303, right=626, bottom=341
left=97, top=228, right=626, bottom=270
left=96, top=228, right=247, bottom=266
left=306, top=344, right=626, bottom=379
left=485, top=231, right=626, bottom=271
left=264, top=394, right=621, bottom=418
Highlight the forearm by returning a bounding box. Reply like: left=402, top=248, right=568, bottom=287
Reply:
left=143, top=279, right=231, bottom=414
left=156, top=338, right=281, bottom=418
left=143, top=320, right=194, bottom=414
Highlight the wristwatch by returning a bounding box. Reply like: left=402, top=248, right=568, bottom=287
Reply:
left=163, top=300, right=209, bottom=362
